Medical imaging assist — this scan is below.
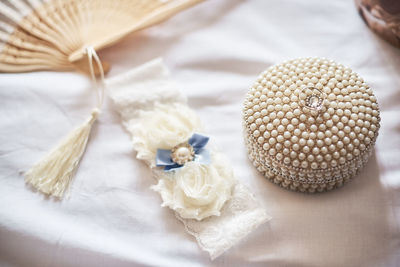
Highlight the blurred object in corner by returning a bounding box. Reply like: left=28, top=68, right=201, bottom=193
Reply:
left=356, top=0, right=400, bottom=48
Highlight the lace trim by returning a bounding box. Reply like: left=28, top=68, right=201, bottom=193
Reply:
left=105, top=58, right=186, bottom=125
left=177, top=183, right=270, bottom=259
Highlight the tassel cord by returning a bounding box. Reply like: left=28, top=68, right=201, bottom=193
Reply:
left=25, top=46, right=105, bottom=198
left=86, top=46, right=105, bottom=111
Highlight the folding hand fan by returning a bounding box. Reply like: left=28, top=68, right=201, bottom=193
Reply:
left=0, top=0, right=204, bottom=198
left=0, top=0, right=203, bottom=73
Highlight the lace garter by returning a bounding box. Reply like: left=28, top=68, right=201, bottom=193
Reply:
left=106, top=58, right=271, bottom=259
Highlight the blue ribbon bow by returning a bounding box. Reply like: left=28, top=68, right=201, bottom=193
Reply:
left=156, top=133, right=211, bottom=171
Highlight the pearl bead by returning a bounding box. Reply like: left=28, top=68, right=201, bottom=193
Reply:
left=299, top=138, right=306, bottom=146
left=263, top=143, right=270, bottom=150
left=311, top=162, right=318, bottom=169
left=176, top=147, right=190, bottom=158
left=283, top=140, right=290, bottom=148
left=307, top=139, right=314, bottom=147
left=310, top=125, right=318, bottom=132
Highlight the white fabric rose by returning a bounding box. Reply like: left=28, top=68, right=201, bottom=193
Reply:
left=130, top=103, right=201, bottom=165
left=152, top=153, right=235, bottom=221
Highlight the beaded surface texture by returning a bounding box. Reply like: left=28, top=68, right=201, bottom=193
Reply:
left=243, top=57, right=380, bottom=193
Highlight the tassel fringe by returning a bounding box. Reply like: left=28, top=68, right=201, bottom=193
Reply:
left=25, top=108, right=100, bottom=198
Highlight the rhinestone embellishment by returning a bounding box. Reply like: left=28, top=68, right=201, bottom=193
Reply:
left=299, top=87, right=325, bottom=112
left=171, top=143, right=195, bottom=165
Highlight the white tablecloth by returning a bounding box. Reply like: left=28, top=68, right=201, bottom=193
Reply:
left=1, top=1, right=399, bottom=266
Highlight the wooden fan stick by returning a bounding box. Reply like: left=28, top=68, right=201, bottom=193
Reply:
left=68, top=0, right=205, bottom=62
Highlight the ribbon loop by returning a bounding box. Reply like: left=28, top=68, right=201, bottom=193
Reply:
left=189, top=133, right=209, bottom=153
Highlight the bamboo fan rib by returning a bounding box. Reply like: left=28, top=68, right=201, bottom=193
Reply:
left=0, top=0, right=203, bottom=73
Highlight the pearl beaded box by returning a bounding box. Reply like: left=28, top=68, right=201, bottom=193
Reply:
left=243, top=57, right=380, bottom=193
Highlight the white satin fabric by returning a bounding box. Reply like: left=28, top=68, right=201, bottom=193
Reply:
left=0, top=0, right=400, bottom=266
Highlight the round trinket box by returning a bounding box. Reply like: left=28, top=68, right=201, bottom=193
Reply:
left=243, top=57, right=380, bottom=193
